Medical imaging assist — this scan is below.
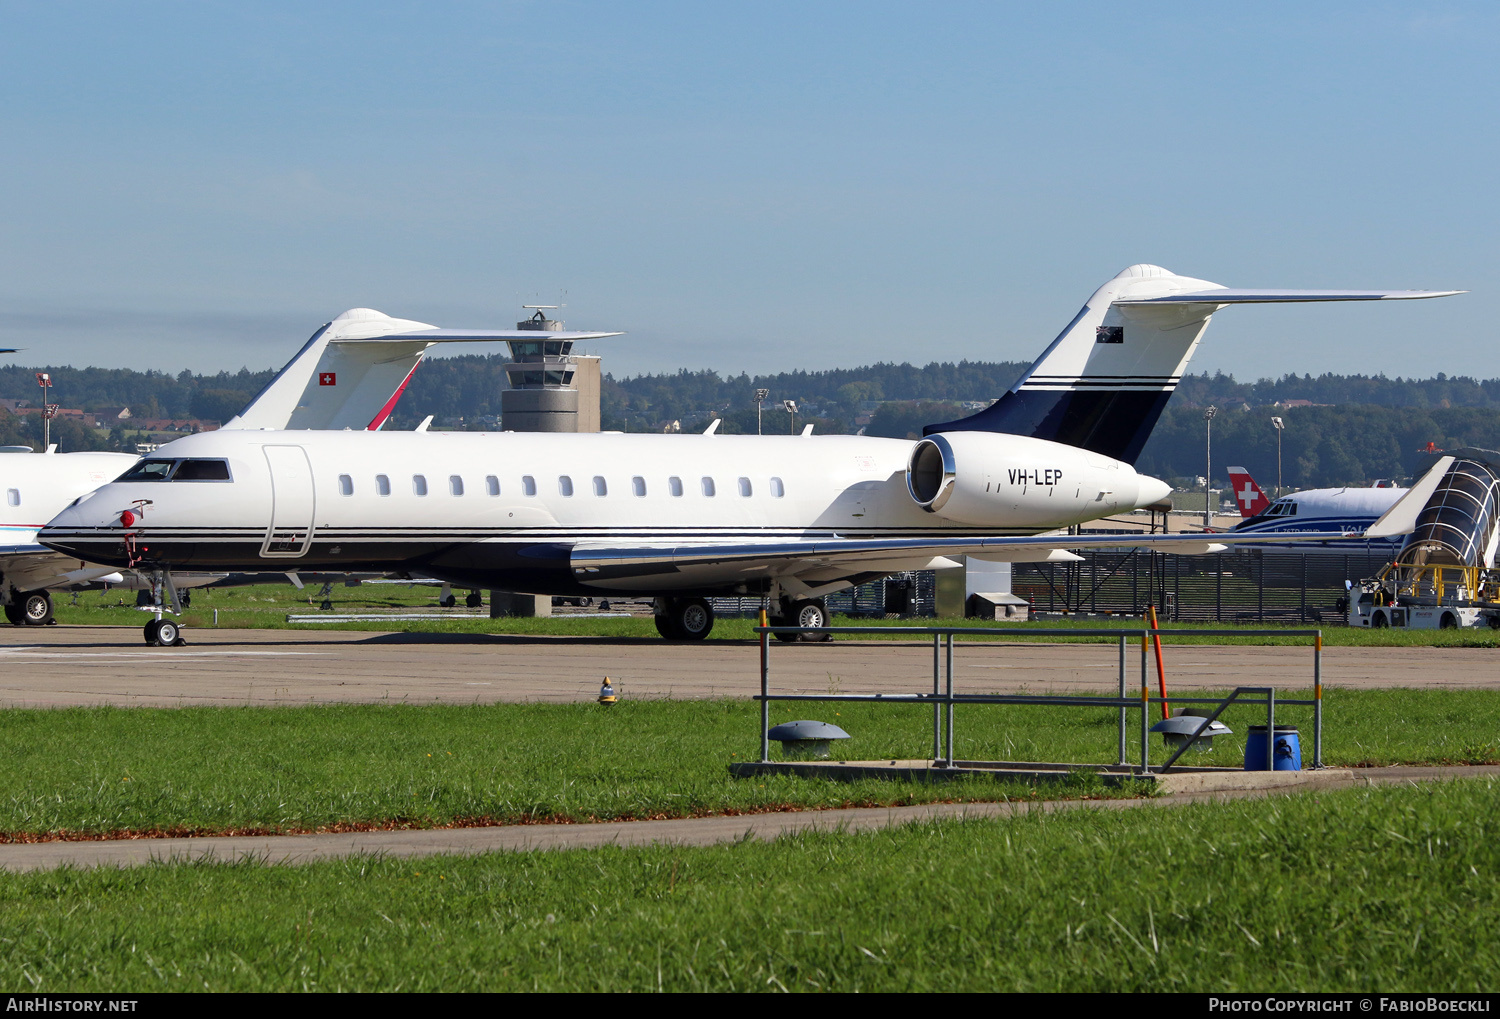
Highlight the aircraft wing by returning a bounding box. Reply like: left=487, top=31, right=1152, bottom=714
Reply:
left=0, top=547, right=122, bottom=591
left=568, top=529, right=1354, bottom=591
left=1115, top=288, right=1464, bottom=305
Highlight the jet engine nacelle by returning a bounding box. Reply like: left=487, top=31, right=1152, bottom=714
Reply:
left=906, top=432, right=1171, bottom=528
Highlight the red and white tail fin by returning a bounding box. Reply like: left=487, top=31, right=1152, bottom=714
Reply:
left=1226, top=466, right=1270, bottom=517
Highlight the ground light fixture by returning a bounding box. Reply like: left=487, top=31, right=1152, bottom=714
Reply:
left=598, top=678, right=618, bottom=706
left=767, top=720, right=849, bottom=760
left=1150, top=708, right=1232, bottom=752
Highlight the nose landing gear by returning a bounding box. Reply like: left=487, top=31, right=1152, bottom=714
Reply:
left=140, top=571, right=187, bottom=647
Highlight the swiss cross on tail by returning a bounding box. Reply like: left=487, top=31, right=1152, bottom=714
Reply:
left=1226, top=466, right=1269, bottom=518
left=319, top=372, right=336, bottom=386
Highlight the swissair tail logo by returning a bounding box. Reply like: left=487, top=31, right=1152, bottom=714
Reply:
left=1226, top=466, right=1269, bottom=517
left=319, top=372, right=337, bottom=386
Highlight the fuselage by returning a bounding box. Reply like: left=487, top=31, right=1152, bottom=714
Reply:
left=42, top=428, right=1169, bottom=597
left=1, top=450, right=139, bottom=591
left=1229, top=487, right=1405, bottom=552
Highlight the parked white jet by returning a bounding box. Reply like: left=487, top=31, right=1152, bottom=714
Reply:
left=3, top=308, right=618, bottom=623
left=41, top=265, right=1460, bottom=644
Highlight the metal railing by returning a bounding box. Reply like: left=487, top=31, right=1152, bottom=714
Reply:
left=754, top=624, right=1324, bottom=774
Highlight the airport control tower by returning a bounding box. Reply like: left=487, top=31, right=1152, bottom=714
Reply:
left=500, top=306, right=602, bottom=433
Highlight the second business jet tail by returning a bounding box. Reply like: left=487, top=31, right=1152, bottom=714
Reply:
left=1227, top=467, right=1271, bottom=518
left=225, top=308, right=621, bottom=432
left=924, top=264, right=1462, bottom=465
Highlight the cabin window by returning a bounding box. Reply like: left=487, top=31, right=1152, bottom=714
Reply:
left=5, top=488, right=17, bottom=507
left=668, top=476, right=684, bottom=497
left=450, top=475, right=464, bottom=496
left=486, top=476, right=500, bottom=496
left=701, top=477, right=716, bottom=497
left=413, top=475, right=428, bottom=497
left=338, top=475, right=353, bottom=497
left=770, top=477, right=785, bottom=498
left=738, top=477, right=752, bottom=497
left=376, top=474, right=391, bottom=497
left=559, top=475, right=574, bottom=497
left=632, top=476, right=646, bottom=497
left=522, top=475, right=537, bottom=497
left=592, top=476, right=607, bottom=496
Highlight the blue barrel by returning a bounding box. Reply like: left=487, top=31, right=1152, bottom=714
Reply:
left=1245, top=725, right=1302, bottom=771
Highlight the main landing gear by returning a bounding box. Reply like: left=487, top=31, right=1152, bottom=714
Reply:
left=3, top=589, right=54, bottom=626
left=654, top=597, right=716, bottom=640
left=650, top=595, right=832, bottom=642
left=770, top=597, right=831, bottom=643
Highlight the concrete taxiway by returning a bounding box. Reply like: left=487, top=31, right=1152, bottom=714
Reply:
left=0, top=625, right=1493, bottom=708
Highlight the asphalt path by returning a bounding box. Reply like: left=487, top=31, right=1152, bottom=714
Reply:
left=2, top=766, right=1492, bottom=873
left=0, top=625, right=1492, bottom=709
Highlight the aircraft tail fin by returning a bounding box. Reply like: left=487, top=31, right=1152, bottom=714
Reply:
left=923, top=264, right=1461, bottom=464
left=1226, top=466, right=1270, bottom=518
left=224, top=309, right=622, bottom=431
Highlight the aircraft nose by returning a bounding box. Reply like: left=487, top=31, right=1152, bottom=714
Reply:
left=1134, top=476, right=1173, bottom=510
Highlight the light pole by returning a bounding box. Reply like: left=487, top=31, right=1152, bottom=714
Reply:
left=35, top=372, right=52, bottom=451
left=783, top=399, right=798, bottom=435
left=1271, top=416, right=1284, bottom=498
left=1203, top=405, right=1218, bottom=528
left=755, top=388, right=769, bottom=435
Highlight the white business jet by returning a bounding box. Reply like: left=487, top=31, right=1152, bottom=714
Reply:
left=2, top=308, right=618, bottom=624
left=40, top=265, right=1460, bottom=645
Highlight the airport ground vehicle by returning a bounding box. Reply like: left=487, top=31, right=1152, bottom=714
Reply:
left=1346, top=564, right=1500, bottom=629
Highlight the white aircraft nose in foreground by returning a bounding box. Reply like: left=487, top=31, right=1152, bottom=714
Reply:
left=40, top=265, right=1461, bottom=642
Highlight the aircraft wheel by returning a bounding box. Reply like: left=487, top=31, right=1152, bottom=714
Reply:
left=3, top=599, right=24, bottom=626
left=792, top=599, right=832, bottom=643
left=653, top=612, right=681, bottom=639
left=661, top=597, right=714, bottom=641
left=155, top=620, right=181, bottom=646
left=144, top=619, right=162, bottom=645
left=440, top=594, right=458, bottom=608
left=21, top=591, right=54, bottom=626
left=465, top=591, right=483, bottom=608
left=769, top=615, right=798, bottom=642
left=1371, top=611, right=1388, bottom=629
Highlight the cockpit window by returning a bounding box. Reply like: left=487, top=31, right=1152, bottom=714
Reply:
left=173, top=459, right=232, bottom=481
left=115, top=459, right=232, bottom=483
left=117, top=460, right=177, bottom=482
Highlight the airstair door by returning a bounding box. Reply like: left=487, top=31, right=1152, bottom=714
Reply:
left=261, top=445, right=316, bottom=558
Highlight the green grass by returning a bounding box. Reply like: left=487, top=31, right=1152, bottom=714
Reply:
left=37, top=584, right=1500, bottom=645
left=1, top=690, right=1495, bottom=838
left=1, top=780, right=1495, bottom=991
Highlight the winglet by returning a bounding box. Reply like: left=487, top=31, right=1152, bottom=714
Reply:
left=1364, top=456, right=1455, bottom=539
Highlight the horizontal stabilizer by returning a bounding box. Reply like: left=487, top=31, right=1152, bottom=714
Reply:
left=1364, top=456, right=1455, bottom=539
left=1116, top=288, right=1464, bottom=305
left=334, top=328, right=622, bottom=344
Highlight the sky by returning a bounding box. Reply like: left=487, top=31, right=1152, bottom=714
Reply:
left=0, top=1, right=1496, bottom=385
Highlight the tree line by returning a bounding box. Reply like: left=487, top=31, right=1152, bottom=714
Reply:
left=3, top=354, right=1497, bottom=488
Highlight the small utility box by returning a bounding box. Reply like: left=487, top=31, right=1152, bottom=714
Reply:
left=766, top=720, right=851, bottom=760
left=967, top=592, right=1031, bottom=621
